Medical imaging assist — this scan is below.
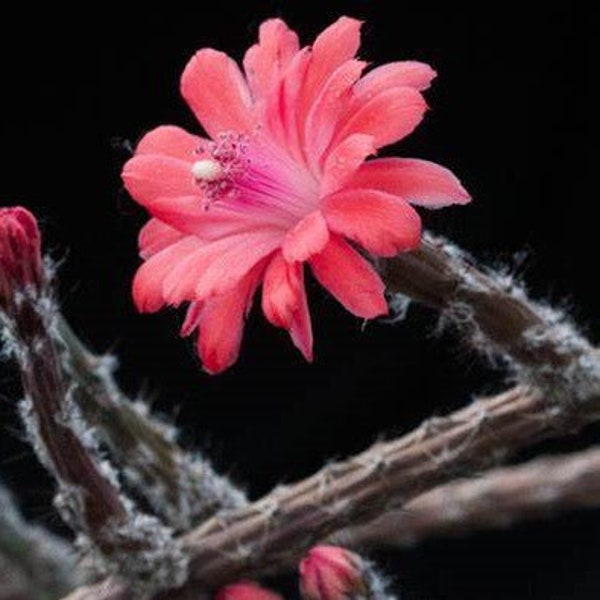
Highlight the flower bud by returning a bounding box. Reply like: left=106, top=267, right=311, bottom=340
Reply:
left=0, top=206, right=43, bottom=306
left=216, top=581, right=283, bottom=600
left=299, top=546, right=367, bottom=600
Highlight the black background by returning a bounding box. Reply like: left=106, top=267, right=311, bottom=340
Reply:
left=0, top=3, right=596, bottom=599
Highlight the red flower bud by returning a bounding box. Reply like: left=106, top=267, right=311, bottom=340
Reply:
left=0, top=206, right=43, bottom=304
left=299, top=546, right=367, bottom=600
left=215, top=582, right=283, bottom=600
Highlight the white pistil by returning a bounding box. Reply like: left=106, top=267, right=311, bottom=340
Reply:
left=191, top=159, right=223, bottom=182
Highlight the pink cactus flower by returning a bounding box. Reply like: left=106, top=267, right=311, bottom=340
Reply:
left=122, top=16, right=470, bottom=373
left=216, top=582, right=282, bottom=600
left=299, top=545, right=366, bottom=600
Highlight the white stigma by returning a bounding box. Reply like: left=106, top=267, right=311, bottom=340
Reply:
left=191, top=159, right=223, bottom=182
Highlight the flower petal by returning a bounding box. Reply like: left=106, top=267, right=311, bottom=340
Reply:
left=138, top=218, right=186, bottom=259
left=289, top=283, right=313, bottom=362
left=301, top=16, right=362, bottom=112
left=243, top=19, right=300, bottom=99
left=353, top=61, right=437, bottom=100
left=193, top=263, right=265, bottom=374
left=321, top=134, right=376, bottom=196
left=160, top=241, right=217, bottom=306
left=304, top=60, right=367, bottom=167
left=350, top=158, right=471, bottom=207
left=194, top=232, right=280, bottom=300
left=132, top=236, right=201, bottom=313
left=144, top=196, right=266, bottom=240
left=262, top=253, right=313, bottom=361
left=181, top=48, right=254, bottom=138
left=262, top=252, right=301, bottom=328
left=322, top=189, right=421, bottom=256
left=135, top=125, right=204, bottom=161
left=309, top=236, right=388, bottom=319
left=123, top=155, right=266, bottom=238
left=282, top=210, right=330, bottom=262
left=123, top=154, right=198, bottom=203
left=161, top=230, right=281, bottom=305
left=181, top=301, right=202, bottom=337
left=334, top=87, right=427, bottom=149
left=263, top=49, right=311, bottom=162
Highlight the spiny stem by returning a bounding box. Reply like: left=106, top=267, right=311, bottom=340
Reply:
left=11, top=290, right=188, bottom=593
left=1, top=208, right=187, bottom=594
left=382, top=233, right=599, bottom=399
left=55, top=316, right=247, bottom=532
left=62, top=381, right=600, bottom=599
left=330, top=446, right=600, bottom=548
left=9, top=285, right=129, bottom=538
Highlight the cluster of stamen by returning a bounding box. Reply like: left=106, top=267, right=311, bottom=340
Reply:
left=191, top=133, right=249, bottom=210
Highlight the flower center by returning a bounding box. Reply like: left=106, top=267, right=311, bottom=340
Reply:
left=191, top=133, right=249, bottom=210
left=191, top=132, right=320, bottom=222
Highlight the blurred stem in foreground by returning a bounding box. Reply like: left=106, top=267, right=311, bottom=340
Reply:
left=55, top=315, right=247, bottom=532
left=0, top=483, right=78, bottom=600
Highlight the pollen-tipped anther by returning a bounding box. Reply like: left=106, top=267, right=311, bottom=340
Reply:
left=192, top=159, right=224, bottom=182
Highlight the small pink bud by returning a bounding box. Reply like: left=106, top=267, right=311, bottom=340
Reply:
left=0, top=206, right=43, bottom=303
left=215, top=582, right=283, bottom=600
left=299, top=546, right=367, bottom=600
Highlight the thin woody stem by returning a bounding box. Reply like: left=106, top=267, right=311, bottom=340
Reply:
left=382, top=233, right=598, bottom=395
left=8, top=287, right=129, bottom=538
left=7, top=286, right=189, bottom=592
left=0, top=209, right=128, bottom=536
left=330, top=446, right=600, bottom=549
left=63, top=382, right=600, bottom=599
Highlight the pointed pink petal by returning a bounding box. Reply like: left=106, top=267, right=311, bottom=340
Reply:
left=353, top=61, right=437, bottom=101
left=262, top=252, right=302, bottom=328
left=301, top=17, right=362, bottom=111
left=304, top=60, right=366, bottom=167
left=282, top=210, right=330, bottom=262
left=320, top=134, right=375, bottom=196
left=181, top=48, right=254, bottom=138
left=123, top=155, right=266, bottom=238
left=262, top=253, right=313, bottom=361
left=350, top=158, right=471, bottom=207
left=138, top=218, right=186, bottom=259
left=334, top=87, right=427, bottom=149
left=194, top=263, right=265, bottom=374
left=261, top=49, right=310, bottom=161
left=192, top=232, right=280, bottom=299
left=322, top=189, right=421, bottom=257
left=181, top=301, right=202, bottom=337
left=309, top=236, right=388, bottom=319
left=132, top=236, right=201, bottom=313
left=289, top=278, right=313, bottom=362
left=243, top=19, right=300, bottom=99
left=160, top=241, right=217, bottom=306
left=135, top=125, right=205, bottom=160
left=161, top=230, right=281, bottom=305
left=123, top=154, right=197, bottom=203
left=140, top=194, right=264, bottom=239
